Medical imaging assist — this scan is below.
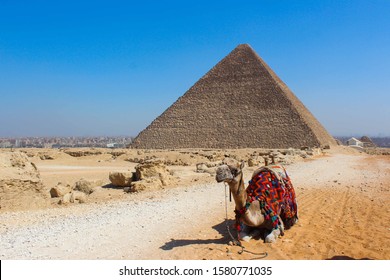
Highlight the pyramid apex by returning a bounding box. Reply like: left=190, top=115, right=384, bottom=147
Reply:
left=232, top=43, right=261, bottom=59
left=235, top=43, right=253, bottom=50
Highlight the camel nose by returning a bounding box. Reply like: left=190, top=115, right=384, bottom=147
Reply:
left=216, top=176, right=225, bottom=183
left=215, top=165, right=233, bottom=183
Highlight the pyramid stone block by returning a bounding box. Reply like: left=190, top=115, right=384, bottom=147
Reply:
left=132, top=44, right=336, bottom=149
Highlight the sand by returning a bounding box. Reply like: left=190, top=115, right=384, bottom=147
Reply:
left=0, top=147, right=389, bottom=260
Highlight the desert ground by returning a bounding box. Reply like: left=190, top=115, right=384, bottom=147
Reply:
left=0, top=146, right=389, bottom=260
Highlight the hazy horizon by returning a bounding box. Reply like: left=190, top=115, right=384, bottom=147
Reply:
left=1, top=1, right=389, bottom=138
left=2, top=134, right=390, bottom=139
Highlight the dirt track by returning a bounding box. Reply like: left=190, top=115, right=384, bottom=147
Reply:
left=1, top=150, right=389, bottom=260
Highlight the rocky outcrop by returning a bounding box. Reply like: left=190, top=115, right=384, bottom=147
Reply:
left=196, top=163, right=217, bottom=175
left=0, top=151, right=49, bottom=210
left=74, top=179, right=95, bottom=195
left=53, top=179, right=96, bottom=205
left=134, top=160, right=170, bottom=181
left=109, top=172, right=134, bottom=187
left=62, top=148, right=103, bottom=157
left=49, top=183, right=72, bottom=198
left=70, top=191, right=87, bottom=203
left=57, top=191, right=87, bottom=205
left=123, top=160, right=176, bottom=193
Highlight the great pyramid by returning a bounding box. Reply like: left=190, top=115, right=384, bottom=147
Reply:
left=132, top=44, right=336, bottom=149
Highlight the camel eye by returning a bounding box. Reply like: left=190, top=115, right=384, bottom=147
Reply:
left=230, top=168, right=238, bottom=176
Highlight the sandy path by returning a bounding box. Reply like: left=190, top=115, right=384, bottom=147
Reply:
left=0, top=182, right=227, bottom=259
left=216, top=153, right=390, bottom=260
left=1, top=152, right=389, bottom=260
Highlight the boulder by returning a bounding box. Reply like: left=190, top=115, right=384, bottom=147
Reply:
left=58, top=191, right=87, bottom=205
left=196, top=163, right=209, bottom=172
left=130, top=178, right=162, bottom=192
left=303, top=148, right=321, bottom=156
left=49, top=183, right=71, bottom=198
left=70, top=191, right=87, bottom=203
left=134, top=160, right=174, bottom=181
left=248, top=158, right=261, bottom=167
left=59, top=193, right=72, bottom=205
left=73, top=179, right=94, bottom=195
left=134, top=159, right=170, bottom=180
left=222, top=157, right=240, bottom=168
left=109, top=171, right=134, bottom=187
left=195, top=163, right=216, bottom=175
left=125, top=160, right=176, bottom=192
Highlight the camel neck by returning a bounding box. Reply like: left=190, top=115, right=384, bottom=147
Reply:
left=229, top=173, right=247, bottom=209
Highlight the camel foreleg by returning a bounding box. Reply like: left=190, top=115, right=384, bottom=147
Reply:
left=264, top=218, right=285, bottom=243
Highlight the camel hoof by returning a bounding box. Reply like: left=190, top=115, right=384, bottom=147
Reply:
left=241, top=235, right=252, bottom=242
left=265, top=229, right=281, bottom=243
left=265, top=235, right=276, bottom=243
left=238, top=232, right=252, bottom=242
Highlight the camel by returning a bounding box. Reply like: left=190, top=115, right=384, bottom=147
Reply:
left=216, top=159, right=298, bottom=243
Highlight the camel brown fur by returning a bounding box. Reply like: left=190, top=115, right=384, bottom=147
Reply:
left=216, top=158, right=297, bottom=243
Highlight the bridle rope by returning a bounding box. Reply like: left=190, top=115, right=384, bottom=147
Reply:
left=224, top=181, right=243, bottom=249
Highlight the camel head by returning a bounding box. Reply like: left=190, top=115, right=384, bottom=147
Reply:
left=216, top=158, right=245, bottom=183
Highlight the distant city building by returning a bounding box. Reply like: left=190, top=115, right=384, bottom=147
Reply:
left=347, top=137, right=364, bottom=148
left=0, top=136, right=132, bottom=148
left=0, top=141, right=12, bottom=148
left=107, top=143, right=123, bottom=148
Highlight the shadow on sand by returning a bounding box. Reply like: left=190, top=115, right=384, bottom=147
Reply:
left=160, top=219, right=269, bottom=251
left=327, top=256, right=373, bottom=260
left=160, top=220, right=234, bottom=251
left=101, top=183, right=125, bottom=190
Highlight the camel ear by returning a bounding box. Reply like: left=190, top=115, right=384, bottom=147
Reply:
left=240, top=161, right=245, bottom=170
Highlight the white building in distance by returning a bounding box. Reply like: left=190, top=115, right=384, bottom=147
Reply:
left=347, top=137, right=364, bottom=148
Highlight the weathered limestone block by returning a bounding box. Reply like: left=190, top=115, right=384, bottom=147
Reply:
left=124, top=160, right=176, bottom=192
left=59, top=193, right=72, bottom=205
left=134, top=160, right=172, bottom=181
left=109, top=171, right=134, bottom=187
left=73, top=179, right=94, bottom=195
left=70, top=191, right=87, bottom=203
left=129, top=179, right=162, bottom=192
left=196, top=163, right=216, bottom=175
left=50, top=183, right=72, bottom=198
left=248, top=158, right=261, bottom=167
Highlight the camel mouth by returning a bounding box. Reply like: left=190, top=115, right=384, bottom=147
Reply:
left=215, top=165, right=234, bottom=183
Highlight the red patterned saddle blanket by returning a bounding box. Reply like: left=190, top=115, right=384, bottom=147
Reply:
left=246, top=165, right=298, bottom=229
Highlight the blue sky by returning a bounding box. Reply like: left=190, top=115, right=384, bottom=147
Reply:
left=1, top=0, right=389, bottom=137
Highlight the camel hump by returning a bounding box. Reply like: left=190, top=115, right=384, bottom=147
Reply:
left=251, top=164, right=288, bottom=181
